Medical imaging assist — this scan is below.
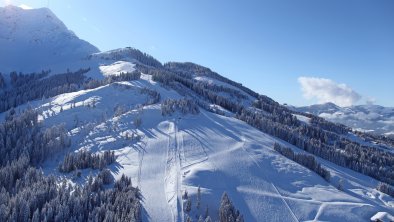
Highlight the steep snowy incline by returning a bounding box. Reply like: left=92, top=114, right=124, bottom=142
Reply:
left=0, top=5, right=99, bottom=73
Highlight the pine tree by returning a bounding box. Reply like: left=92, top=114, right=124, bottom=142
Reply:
left=184, top=198, right=192, bottom=214
left=197, top=186, right=201, bottom=210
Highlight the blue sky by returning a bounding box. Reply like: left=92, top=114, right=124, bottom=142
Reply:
left=2, top=0, right=394, bottom=107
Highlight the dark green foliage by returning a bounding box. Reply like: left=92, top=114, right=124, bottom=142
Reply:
left=58, top=150, right=116, bottom=173
left=219, top=192, right=244, bottom=222
left=0, top=108, right=70, bottom=166
left=377, top=182, right=394, bottom=198
left=0, top=69, right=89, bottom=112
left=161, top=98, right=200, bottom=116
left=274, top=143, right=331, bottom=181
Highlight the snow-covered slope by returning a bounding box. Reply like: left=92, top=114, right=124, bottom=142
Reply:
left=25, top=75, right=393, bottom=222
left=0, top=5, right=99, bottom=73
left=294, top=103, right=394, bottom=137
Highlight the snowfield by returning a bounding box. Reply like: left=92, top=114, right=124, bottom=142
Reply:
left=99, top=61, right=136, bottom=76
left=27, top=76, right=393, bottom=221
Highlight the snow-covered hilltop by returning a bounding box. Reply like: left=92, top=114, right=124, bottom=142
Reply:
left=293, top=103, right=394, bottom=138
left=0, top=5, right=98, bottom=73
left=0, top=6, right=393, bottom=222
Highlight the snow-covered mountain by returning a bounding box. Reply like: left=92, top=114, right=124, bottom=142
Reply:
left=0, top=6, right=393, bottom=222
left=0, top=5, right=98, bottom=73
left=293, top=102, right=394, bottom=137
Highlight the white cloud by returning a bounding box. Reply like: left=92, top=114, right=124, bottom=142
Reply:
left=19, top=4, right=33, bottom=10
left=298, top=76, right=361, bottom=107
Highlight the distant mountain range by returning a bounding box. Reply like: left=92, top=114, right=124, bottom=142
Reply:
left=290, top=102, right=394, bottom=138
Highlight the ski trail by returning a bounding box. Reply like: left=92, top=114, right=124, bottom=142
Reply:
left=271, top=183, right=299, bottom=222
left=165, top=120, right=183, bottom=222
left=174, top=120, right=183, bottom=222
left=240, top=136, right=299, bottom=222
left=136, top=141, right=146, bottom=188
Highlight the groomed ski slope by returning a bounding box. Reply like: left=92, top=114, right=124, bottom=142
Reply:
left=17, top=74, right=394, bottom=222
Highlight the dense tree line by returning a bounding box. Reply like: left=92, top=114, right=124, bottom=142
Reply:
left=151, top=70, right=243, bottom=113
left=10, top=70, right=50, bottom=87
left=274, top=143, right=331, bottom=181
left=140, top=87, right=161, bottom=105
left=0, top=69, right=89, bottom=113
left=300, top=112, right=349, bottom=135
left=164, top=62, right=259, bottom=98
left=106, top=71, right=141, bottom=83
left=377, top=182, right=394, bottom=198
left=0, top=166, right=141, bottom=222
left=0, top=108, right=70, bottom=166
left=161, top=98, right=200, bottom=116
left=84, top=71, right=141, bottom=90
left=58, top=150, right=116, bottom=173
left=353, top=130, right=394, bottom=149
left=0, top=73, right=6, bottom=89
left=90, top=47, right=162, bottom=68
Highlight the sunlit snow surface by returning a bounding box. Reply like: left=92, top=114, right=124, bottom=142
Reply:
left=99, top=61, right=136, bottom=76
left=11, top=75, right=391, bottom=222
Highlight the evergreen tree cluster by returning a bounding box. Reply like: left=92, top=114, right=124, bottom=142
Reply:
left=140, top=87, right=161, bottom=105
left=377, top=182, right=394, bottom=198
left=0, top=73, right=5, bottom=89
left=105, top=71, right=141, bottom=83
left=164, top=62, right=259, bottom=98
left=10, top=70, right=50, bottom=87
left=353, top=130, right=394, bottom=149
left=58, top=150, right=116, bottom=173
left=151, top=70, right=243, bottom=113
left=161, top=98, right=200, bottom=116
left=0, top=69, right=89, bottom=112
left=182, top=188, right=241, bottom=222
left=90, top=47, right=162, bottom=68
left=0, top=108, right=70, bottom=166
left=274, top=143, right=331, bottom=181
left=219, top=192, right=244, bottom=222
left=0, top=167, right=141, bottom=222
left=84, top=71, right=142, bottom=90
left=237, top=108, right=394, bottom=185
left=0, top=110, right=141, bottom=222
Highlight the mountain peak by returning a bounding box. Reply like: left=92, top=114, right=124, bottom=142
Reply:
left=0, top=5, right=99, bottom=73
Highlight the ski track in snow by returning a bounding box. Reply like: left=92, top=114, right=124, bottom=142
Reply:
left=164, top=121, right=183, bottom=222
left=240, top=136, right=299, bottom=222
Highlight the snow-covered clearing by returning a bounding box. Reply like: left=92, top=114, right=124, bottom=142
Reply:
left=99, top=61, right=136, bottom=76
